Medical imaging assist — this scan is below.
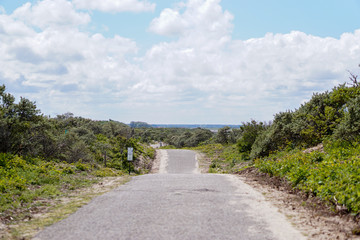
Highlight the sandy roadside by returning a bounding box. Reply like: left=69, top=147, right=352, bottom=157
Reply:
left=150, top=149, right=168, bottom=174
left=237, top=170, right=360, bottom=240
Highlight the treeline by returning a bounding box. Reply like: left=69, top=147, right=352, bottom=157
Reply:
left=133, top=126, right=244, bottom=148
left=0, top=85, right=154, bottom=172
left=236, top=78, right=360, bottom=159
left=133, top=127, right=214, bottom=148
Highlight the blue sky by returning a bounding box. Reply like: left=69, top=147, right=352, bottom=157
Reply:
left=4, top=0, right=359, bottom=45
left=0, top=0, right=359, bottom=124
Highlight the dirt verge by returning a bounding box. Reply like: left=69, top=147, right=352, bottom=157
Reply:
left=194, top=151, right=211, bottom=173
left=150, top=149, right=161, bottom=173
left=237, top=167, right=360, bottom=240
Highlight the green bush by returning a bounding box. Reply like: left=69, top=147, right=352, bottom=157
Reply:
left=255, top=143, right=360, bottom=213
left=62, top=166, right=75, bottom=174
left=333, top=96, right=360, bottom=142
left=75, top=162, right=90, bottom=171
left=0, top=153, right=124, bottom=213
left=193, top=144, right=244, bottom=173
left=94, top=168, right=122, bottom=177
left=250, top=83, right=360, bottom=159
left=237, top=120, right=268, bottom=154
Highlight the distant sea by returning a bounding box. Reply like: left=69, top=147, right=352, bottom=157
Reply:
left=151, top=124, right=241, bottom=129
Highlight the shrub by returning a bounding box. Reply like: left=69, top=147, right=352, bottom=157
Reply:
left=75, top=162, right=90, bottom=171
left=94, top=168, right=122, bottom=177
left=250, top=83, right=360, bottom=159
left=333, top=96, right=360, bottom=142
left=237, top=120, right=268, bottom=154
left=255, top=143, right=360, bottom=214
left=251, top=110, right=304, bottom=159
left=62, top=166, right=75, bottom=174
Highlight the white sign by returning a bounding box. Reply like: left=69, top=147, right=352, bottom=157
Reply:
left=127, top=147, right=133, bottom=161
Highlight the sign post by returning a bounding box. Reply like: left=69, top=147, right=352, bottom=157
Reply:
left=127, top=147, right=133, bottom=175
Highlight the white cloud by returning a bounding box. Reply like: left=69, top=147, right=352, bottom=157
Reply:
left=12, top=0, right=90, bottom=29
left=73, top=0, right=155, bottom=13
left=140, top=1, right=360, bottom=122
left=148, top=8, right=187, bottom=36
left=0, top=1, right=141, bottom=119
left=149, top=0, right=233, bottom=39
left=1, top=0, right=360, bottom=123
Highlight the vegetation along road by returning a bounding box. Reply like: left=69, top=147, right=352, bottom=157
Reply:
left=35, top=149, right=305, bottom=240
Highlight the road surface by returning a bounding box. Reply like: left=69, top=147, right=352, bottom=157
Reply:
left=35, top=149, right=306, bottom=240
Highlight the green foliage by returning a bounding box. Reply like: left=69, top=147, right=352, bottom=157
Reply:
left=75, top=162, right=89, bottom=171
left=250, top=81, right=360, bottom=159
left=61, top=166, right=75, bottom=174
left=134, top=127, right=214, bottom=148
left=58, top=132, right=93, bottom=163
left=0, top=85, right=42, bottom=155
left=254, top=142, right=360, bottom=214
left=216, top=126, right=236, bottom=144
left=237, top=120, right=268, bottom=159
left=333, top=96, right=360, bottom=141
left=193, top=144, right=245, bottom=173
left=250, top=111, right=296, bottom=159
left=94, top=168, right=123, bottom=177
left=0, top=85, right=155, bottom=173
left=0, top=153, right=121, bottom=214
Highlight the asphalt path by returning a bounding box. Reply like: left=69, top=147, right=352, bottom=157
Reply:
left=35, top=149, right=306, bottom=240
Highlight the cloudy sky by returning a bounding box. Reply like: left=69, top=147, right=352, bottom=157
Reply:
left=0, top=0, right=359, bottom=124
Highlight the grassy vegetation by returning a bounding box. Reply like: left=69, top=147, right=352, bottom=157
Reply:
left=191, top=144, right=248, bottom=173
left=254, top=141, right=360, bottom=214
left=0, top=153, right=125, bottom=225
left=159, top=145, right=177, bottom=149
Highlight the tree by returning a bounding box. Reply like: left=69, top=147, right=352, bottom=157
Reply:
left=187, top=128, right=213, bottom=146
left=333, top=96, right=360, bottom=142
left=0, top=85, right=43, bottom=154
left=237, top=120, right=268, bottom=153
left=216, top=126, right=235, bottom=144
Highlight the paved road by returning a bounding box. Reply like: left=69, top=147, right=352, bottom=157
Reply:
left=35, top=149, right=306, bottom=240
left=163, top=149, right=199, bottom=174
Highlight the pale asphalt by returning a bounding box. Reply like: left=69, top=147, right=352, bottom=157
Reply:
left=35, top=149, right=306, bottom=240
